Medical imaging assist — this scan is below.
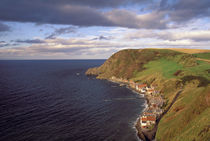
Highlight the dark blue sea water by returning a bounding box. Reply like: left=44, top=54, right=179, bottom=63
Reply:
left=0, top=60, right=145, bottom=141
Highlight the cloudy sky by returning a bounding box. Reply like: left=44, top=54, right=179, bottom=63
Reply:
left=0, top=0, right=210, bottom=59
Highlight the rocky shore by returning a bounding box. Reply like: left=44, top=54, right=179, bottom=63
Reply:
left=85, top=48, right=210, bottom=141
left=105, top=77, right=165, bottom=141
left=86, top=72, right=184, bottom=141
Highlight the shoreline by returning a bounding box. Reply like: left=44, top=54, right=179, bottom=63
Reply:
left=133, top=90, right=156, bottom=141
left=108, top=78, right=161, bottom=141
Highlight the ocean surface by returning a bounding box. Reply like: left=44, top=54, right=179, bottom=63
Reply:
left=0, top=60, right=145, bottom=141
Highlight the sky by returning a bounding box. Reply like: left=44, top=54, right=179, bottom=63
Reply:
left=0, top=0, right=210, bottom=59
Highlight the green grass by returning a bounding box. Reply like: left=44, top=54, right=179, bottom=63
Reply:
left=156, top=86, right=210, bottom=141
left=87, top=49, right=182, bottom=79
left=134, top=58, right=183, bottom=79
left=133, top=54, right=209, bottom=81
left=174, top=108, right=210, bottom=141
left=194, top=52, right=210, bottom=60
left=180, top=60, right=210, bottom=80
left=86, top=48, right=210, bottom=141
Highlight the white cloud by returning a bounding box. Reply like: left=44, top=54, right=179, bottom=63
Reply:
left=1, top=26, right=210, bottom=59
left=123, top=29, right=210, bottom=42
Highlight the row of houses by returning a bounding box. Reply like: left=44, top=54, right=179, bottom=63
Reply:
left=109, top=77, right=164, bottom=129
left=140, top=113, right=156, bottom=128
left=129, top=82, right=159, bottom=96
left=131, top=83, right=164, bottom=129
left=140, top=106, right=163, bottom=128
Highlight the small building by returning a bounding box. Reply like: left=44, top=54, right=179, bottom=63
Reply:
left=140, top=114, right=156, bottom=128
left=140, top=117, right=147, bottom=128
left=146, top=115, right=156, bottom=125
left=136, top=84, right=147, bottom=91
left=140, top=89, right=146, bottom=93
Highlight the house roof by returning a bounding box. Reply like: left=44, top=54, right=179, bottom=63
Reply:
left=141, top=116, right=156, bottom=121
left=147, top=116, right=156, bottom=121
left=138, top=84, right=147, bottom=88
left=141, top=117, right=147, bottom=121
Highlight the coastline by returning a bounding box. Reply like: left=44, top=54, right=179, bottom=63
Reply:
left=108, top=78, right=159, bottom=141
left=85, top=48, right=210, bottom=141
left=131, top=89, right=157, bottom=141
left=87, top=73, right=184, bottom=141
left=135, top=95, right=157, bottom=141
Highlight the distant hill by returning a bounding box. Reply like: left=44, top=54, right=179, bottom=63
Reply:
left=86, top=48, right=210, bottom=141
left=167, top=48, right=210, bottom=54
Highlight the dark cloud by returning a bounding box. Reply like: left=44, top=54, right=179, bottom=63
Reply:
left=0, top=0, right=166, bottom=29
left=186, top=36, right=210, bottom=42
left=1, top=0, right=148, bottom=9
left=0, top=40, right=8, bottom=48
left=92, top=35, right=112, bottom=40
left=105, top=10, right=168, bottom=29
left=0, top=1, right=113, bottom=26
left=0, top=43, right=9, bottom=48
left=48, top=0, right=149, bottom=8
left=0, top=0, right=209, bottom=29
left=160, top=0, right=210, bottom=22
left=15, top=39, right=46, bottom=44
left=0, top=22, right=10, bottom=32
left=0, top=41, right=18, bottom=48
left=46, top=26, right=77, bottom=39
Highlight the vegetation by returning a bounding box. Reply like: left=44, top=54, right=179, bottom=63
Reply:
left=194, top=52, right=210, bottom=60
left=134, top=58, right=183, bottom=79
left=181, top=75, right=210, bottom=87
left=156, top=86, right=210, bottom=141
left=168, top=48, right=210, bottom=54
left=86, top=49, right=182, bottom=79
left=86, top=48, right=210, bottom=141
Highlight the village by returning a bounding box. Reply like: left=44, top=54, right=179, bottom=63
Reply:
left=111, top=77, right=164, bottom=130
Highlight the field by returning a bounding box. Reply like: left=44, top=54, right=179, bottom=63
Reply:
left=134, top=58, right=183, bottom=79
left=167, top=48, right=210, bottom=54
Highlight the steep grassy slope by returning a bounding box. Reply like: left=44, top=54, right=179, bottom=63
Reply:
left=156, top=84, right=210, bottom=141
left=86, top=49, right=182, bottom=79
left=86, top=49, right=210, bottom=141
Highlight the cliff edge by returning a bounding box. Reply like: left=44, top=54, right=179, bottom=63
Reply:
left=86, top=48, right=210, bottom=141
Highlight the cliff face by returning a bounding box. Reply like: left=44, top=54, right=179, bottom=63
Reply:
left=86, top=49, right=210, bottom=141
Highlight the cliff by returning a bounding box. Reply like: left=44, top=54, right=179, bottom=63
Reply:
left=86, top=48, right=210, bottom=141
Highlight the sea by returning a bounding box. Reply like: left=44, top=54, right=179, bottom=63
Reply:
left=0, top=60, right=145, bottom=141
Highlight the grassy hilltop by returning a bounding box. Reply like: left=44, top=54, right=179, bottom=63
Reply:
left=86, top=48, right=210, bottom=141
